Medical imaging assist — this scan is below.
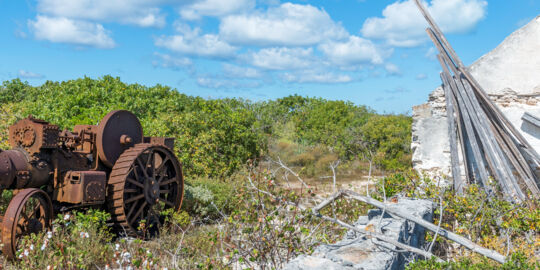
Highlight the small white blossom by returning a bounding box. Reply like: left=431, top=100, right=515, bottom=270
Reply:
left=29, top=244, right=34, bottom=251
left=23, top=249, right=29, bottom=257
left=63, top=214, right=70, bottom=220
left=47, top=231, right=53, bottom=239
left=115, top=243, right=120, bottom=250
left=47, top=266, right=52, bottom=270
left=121, top=251, right=131, bottom=263
left=79, top=231, right=89, bottom=238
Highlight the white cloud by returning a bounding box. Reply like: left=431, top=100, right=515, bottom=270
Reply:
left=416, top=73, right=428, bottom=80
left=282, top=70, right=352, bottom=84
left=152, top=53, right=192, bottom=69
left=361, top=0, right=487, bottom=47
left=220, top=3, right=348, bottom=46
left=425, top=47, right=437, bottom=60
left=180, top=0, right=255, bottom=20
left=223, top=64, right=263, bottom=79
left=245, top=47, right=314, bottom=70
left=196, top=77, right=261, bottom=89
left=36, top=0, right=170, bottom=27
left=385, top=63, right=402, bottom=76
left=28, top=16, right=115, bottom=48
left=319, top=36, right=386, bottom=66
left=18, top=70, right=44, bottom=79
left=155, top=25, right=237, bottom=58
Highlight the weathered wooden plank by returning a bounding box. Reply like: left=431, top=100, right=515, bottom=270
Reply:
left=439, top=66, right=490, bottom=187
left=522, top=112, right=540, bottom=128
left=341, top=190, right=507, bottom=264
left=441, top=71, right=464, bottom=193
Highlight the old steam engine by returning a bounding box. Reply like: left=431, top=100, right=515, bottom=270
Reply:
left=0, top=110, right=184, bottom=258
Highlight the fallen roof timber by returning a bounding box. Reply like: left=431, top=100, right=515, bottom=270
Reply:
left=414, top=0, right=540, bottom=202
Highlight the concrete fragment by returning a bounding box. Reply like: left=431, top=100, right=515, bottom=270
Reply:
left=283, top=198, right=433, bottom=270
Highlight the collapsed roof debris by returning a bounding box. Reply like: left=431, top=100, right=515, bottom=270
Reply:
left=414, top=0, right=540, bottom=202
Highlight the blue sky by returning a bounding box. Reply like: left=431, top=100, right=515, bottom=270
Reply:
left=1, top=0, right=539, bottom=113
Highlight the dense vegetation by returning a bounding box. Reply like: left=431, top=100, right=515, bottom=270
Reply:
left=0, top=76, right=412, bottom=178
left=2, top=76, right=535, bottom=269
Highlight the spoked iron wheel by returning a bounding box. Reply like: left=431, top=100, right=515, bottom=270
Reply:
left=2, top=188, right=53, bottom=259
left=108, top=144, right=184, bottom=237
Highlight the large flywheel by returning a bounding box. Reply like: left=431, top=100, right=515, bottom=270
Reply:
left=2, top=188, right=53, bottom=259
left=107, top=143, right=184, bottom=236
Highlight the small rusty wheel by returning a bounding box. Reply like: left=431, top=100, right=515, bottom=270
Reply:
left=2, top=188, right=53, bottom=259
left=108, top=144, right=184, bottom=236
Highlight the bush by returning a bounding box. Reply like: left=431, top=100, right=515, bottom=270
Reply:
left=0, top=77, right=266, bottom=178
left=373, top=173, right=540, bottom=268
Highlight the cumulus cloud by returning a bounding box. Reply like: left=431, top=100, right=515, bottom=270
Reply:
left=155, top=24, right=237, bottom=58
left=416, top=73, right=428, bottom=80
left=28, top=16, right=115, bottom=48
left=196, top=76, right=261, bottom=89
left=36, top=0, right=170, bottom=27
left=180, top=0, right=255, bottom=20
left=282, top=70, right=352, bottom=84
left=385, top=63, right=402, bottom=76
left=18, top=70, right=44, bottom=79
left=361, top=0, right=487, bottom=47
left=245, top=47, right=314, bottom=70
left=319, top=36, right=386, bottom=66
left=222, top=64, right=263, bottom=79
left=152, top=53, right=192, bottom=69
left=220, top=3, right=348, bottom=46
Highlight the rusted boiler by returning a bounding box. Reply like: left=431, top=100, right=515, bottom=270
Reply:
left=0, top=110, right=184, bottom=259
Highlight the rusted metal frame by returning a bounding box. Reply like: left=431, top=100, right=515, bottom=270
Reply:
left=441, top=72, right=464, bottom=193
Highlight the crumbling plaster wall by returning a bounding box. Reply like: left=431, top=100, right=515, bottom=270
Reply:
left=412, top=16, right=540, bottom=179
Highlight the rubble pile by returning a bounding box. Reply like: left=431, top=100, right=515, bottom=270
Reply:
left=284, top=199, right=433, bottom=270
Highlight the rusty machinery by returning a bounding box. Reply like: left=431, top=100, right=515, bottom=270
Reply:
left=0, top=110, right=184, bottom=259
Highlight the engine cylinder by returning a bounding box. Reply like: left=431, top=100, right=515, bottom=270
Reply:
left=0, top=149, right=50, bottom=189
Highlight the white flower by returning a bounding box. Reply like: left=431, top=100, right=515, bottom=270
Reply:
left=47, top=231, right=53, bottom=239
left=126, top=266, right=133, bottom=270
left=104, top=264, right=110, bottom=270
left=30, top=244, right=34, bottom=251
left=47, top=266, right=51, bottom=270
left=121, top=251, right=131, bottom=262
left=115, top=243, right=120, bottom=251
left=63, top=214, right=70, bottom=220
left=79, top=231, right=89, bottom=238
left=23, top=249, right=29, bottom=257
